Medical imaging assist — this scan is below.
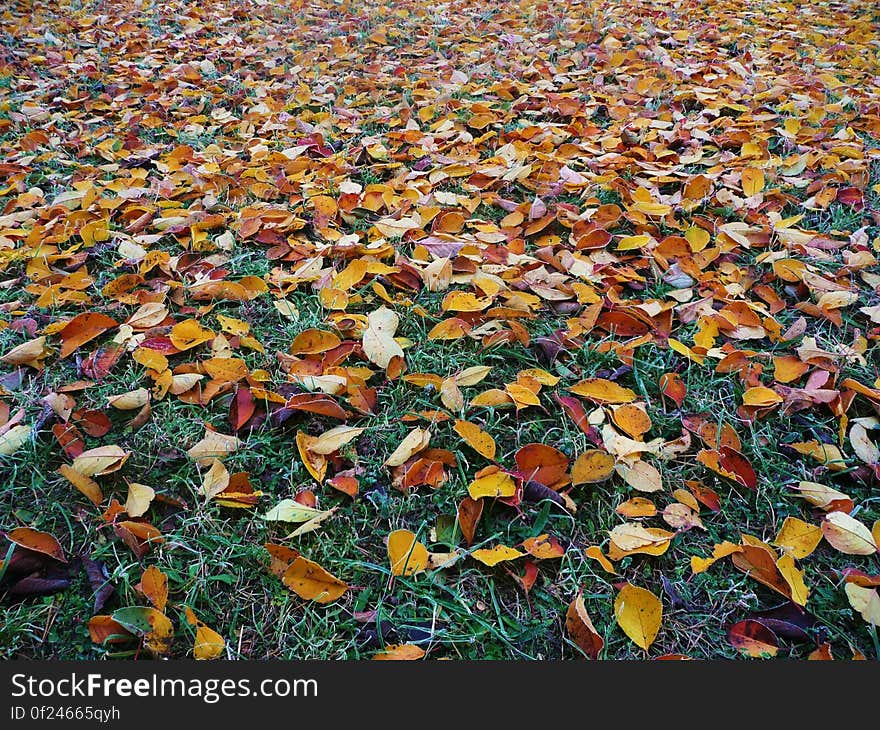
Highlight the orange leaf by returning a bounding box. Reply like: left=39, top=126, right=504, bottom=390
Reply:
left=566, top=592, right=604, bottom=659
left=137, top=565, right=168, bottom=612
left=282, top=557, right=348, bottom=603
left=457, top=497, right=483, bottom=546
left=6, top=527, right=66, bottom=562
left=514, top=443, right=569, bottom=489
left=59, top=313, right=117, bottom=359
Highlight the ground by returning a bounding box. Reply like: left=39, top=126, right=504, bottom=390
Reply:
left=0, top=0, right=879, bottom=660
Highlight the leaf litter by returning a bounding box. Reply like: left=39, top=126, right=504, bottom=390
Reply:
left=1, top=0, right=880, bottom=660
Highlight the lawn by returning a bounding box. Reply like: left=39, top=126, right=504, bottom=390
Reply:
left=1, top=0, right=879, bottom=660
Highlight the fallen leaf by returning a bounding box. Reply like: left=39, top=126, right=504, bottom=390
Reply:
left=728, top=620, right=778, bottom=657
left=773, top=517, right=822, bottom=559
left=468, top=469, right=516, bottom=499
left=362, top=306, right=404, bottom=368
left=387, top=529, right=429, bottom=576
left=453, top=419, right=496, bottom=460
left=372, top=644, right=426, bottom=660
left=471, top=545, right=525, bottom=567
left=71, top=445, right=130, bottom=477
left=6, top=527, right=66, bottom=562
left=124, top=483, right=155, bottom=518
left=385, top=427, right=431, bottom=467
left=282, top=557, right=348, bottom=603
left=822, top=512, right=878, bottom=555
left=571, top=450, right=615, bottom=484
left=614, top=584, right=662, bottom=651
left=566, top=592, right=604, bottom=659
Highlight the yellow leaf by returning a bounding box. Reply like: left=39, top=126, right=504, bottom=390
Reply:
left=183, top=607, right=225, bottom=659
left=262, top=499, right=328, bottom=523
left=505, top=382, right=541, bottom=409
left=387, top=529, right=429, bottom=576
left=453, top=420, right=496, bottom=460
left=791, top=481, right=852, bottom=511
left=441, top=291, right=492, bottom=312
left=685, top=226, right=710, bottom=250
left=690, top=541, right=743, bottom=574
left=107, top=388, right=151, bottom=410
left=0, top=336, right=50, bottom=370
left=296, top=431, right=327, bottom=482
left=616, top=460, right=663, bottom=493
left=571, top=450, right=615, bottom=485
left=194, top=624, right=225, bottom=660
left=133, top=347, right=168, bottom=372
left=468, top=470, right=515, bottom=499
left=668, top=338, right=705, bottom=364
left=608, top=523, right=673, bottom=552
left=789, top=441, right=847, bottom=471
left=285, top=507, right=337, bottom=538
left=776, top=554, right=809, bottom=606
left=333, top=259, right=369, bottom=291
left=454, top=366, right=493, bottom=386
left=440, top=378, right=465, bottom=411
left=203, top=357, right=249, bottom=382
left=629, top=200, right=671, bottom=216
left=384, top=427, right=431, bottom=467
left=273, top=299, right=299, bottom=320
left=200, top=459, right=230, bottom=501
left=614, top=583, right=662, bottom=651
left=71, top=445, right=130, bottom=477
left=58, top=464, right=103, bottom=505
left=470, top=388, right=515, bottom=408
left=362, top=306, right=404, bottom=368
left=570, top=378, right=636, bottom=404
left=471, top=545, right=525, bottom=566
left=0, top=424, right=31, bottom=456
left=169, top=318, right=215, bottom=351
left=845, top=584, right=880, bottom=626
left=584, top=546, right=618, bottom=574
left=773, top=517, right=822, bottom=559
left=309, top=425, right=365, bottom=455
left=617, top=234, right=652, bottom=250
left=616, top=497, right=657, bottom=518
left=742, top=386, right=782, bottom=407
left=187, top=429, right=240, bottom=464
left=518, top=368, right=559, bottom=386
left=611, top=403, right=652, bottom=440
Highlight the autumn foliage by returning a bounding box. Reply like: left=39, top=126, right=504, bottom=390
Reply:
left=1, top=0, right=879, bottom=659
